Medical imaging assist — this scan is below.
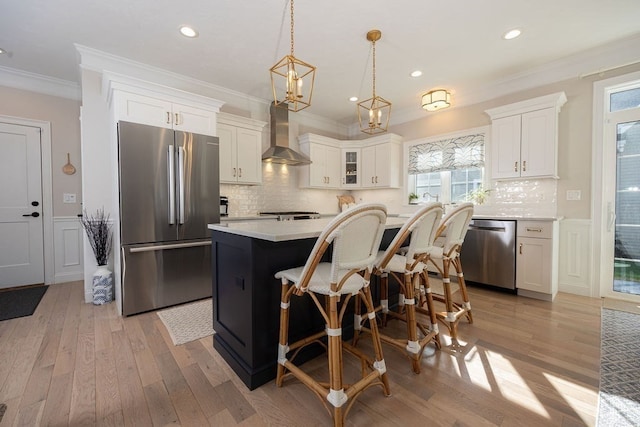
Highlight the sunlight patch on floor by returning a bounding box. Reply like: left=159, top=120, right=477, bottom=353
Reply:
left=543, top=372, right=598, bottom=424
left=487, top=350, right=551, bottom=419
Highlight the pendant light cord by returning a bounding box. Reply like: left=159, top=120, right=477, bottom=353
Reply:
left=371, top=38, right=376, bottom=99
left=290, top=0, right=295, bottom=56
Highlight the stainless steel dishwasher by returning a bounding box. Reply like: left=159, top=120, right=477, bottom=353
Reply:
left=459, top=219, right=517, bottom=290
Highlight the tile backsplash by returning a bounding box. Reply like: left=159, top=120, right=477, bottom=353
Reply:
left=220, top=164, right=346, bottom=217
left=474, top=179, right=558, bottom=217
left=221, top=164, right=558, bottom=219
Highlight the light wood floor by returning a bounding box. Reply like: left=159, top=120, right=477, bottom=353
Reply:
left=0, top=281, right=602, bottom=426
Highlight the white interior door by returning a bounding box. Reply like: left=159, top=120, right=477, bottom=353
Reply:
left=0, top=122, right=44, bottom=288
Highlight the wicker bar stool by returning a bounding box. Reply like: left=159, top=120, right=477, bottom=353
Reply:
left=353, top=202, right=443, bottom=373
left=275, top=203, right=391, bottom=427
left=421, top=202, right=475, bottom=340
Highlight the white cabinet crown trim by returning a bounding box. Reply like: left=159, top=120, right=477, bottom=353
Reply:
left=485, top=92, right=567, bottom=119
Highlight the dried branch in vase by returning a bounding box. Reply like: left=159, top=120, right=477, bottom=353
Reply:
left=80, top=208, right=113, bottom=266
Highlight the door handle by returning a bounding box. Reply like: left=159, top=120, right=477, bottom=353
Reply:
left=22, top=212, right=40, bottom=217
left=168, top=145, right=176, bottom=225
left=178, top=146, right=186, bottom=224
left=31, top=201, right=39, bottom=206
left=607, top=201, right=616, bottom=232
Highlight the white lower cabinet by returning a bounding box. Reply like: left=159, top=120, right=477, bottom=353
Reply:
left=217, top=113, right=266, bottom=185
left=516, top=220, right=559, bottom=301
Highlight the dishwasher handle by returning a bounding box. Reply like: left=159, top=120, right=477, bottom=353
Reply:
left=468, top=224, right=506, bottom=232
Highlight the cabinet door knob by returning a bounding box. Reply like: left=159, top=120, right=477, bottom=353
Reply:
left=166, top=112, right=171, bottom=124
left=514, top=161, right=518, bottom=172
left=522, top=160, right=526, bottom=172
left=233, top=167, right=236, bottom=177
left=175, top=113, right=180, bottom=125
left=519, top=243, right=523, bottom=254
left=238, top=168, right=242, bottom=178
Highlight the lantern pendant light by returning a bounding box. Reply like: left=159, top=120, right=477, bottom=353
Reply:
left=270, top=0, right=316, bottom=112
left=358, top=29, right=391, bottom=134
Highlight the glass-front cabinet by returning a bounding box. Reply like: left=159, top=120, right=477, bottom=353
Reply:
left=341, top=148, right=361, bottom=188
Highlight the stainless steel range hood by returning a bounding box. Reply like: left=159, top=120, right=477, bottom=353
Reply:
left=262, top=102, right=311, bottom=166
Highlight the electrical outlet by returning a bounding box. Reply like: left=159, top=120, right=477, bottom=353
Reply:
left=63, top=193, right=76, bottom=203
left=566, top=190, right=581, bottom=201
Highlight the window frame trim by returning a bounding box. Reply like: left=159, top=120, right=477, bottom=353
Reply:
left=403, top=125, right=491, bottom=206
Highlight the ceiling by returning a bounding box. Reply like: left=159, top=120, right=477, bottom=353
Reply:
left=1, top=0, right=640, bottom=125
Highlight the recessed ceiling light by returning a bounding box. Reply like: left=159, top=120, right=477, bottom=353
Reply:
left=349, top=96, right=358, bottom=102
left=410, top=70, right=422, bottom=78
left=179, top=26, right=199, bottom=38
left=503, top=29, right=521, bottom=40
left=0, top=48, right=6, bottom=54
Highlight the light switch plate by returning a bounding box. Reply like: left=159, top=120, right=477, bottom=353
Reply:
left=63, top=193, right=76, bottom=203
left=566, top=190, right=581, bottom=201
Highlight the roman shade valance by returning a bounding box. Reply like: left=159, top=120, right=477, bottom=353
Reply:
left=408, top=132, right=485, bottom=174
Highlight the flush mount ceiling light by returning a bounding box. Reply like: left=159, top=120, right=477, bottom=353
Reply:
left=410, top=70, right=423, bottom=78
left=357, top=29, right=391, bottom=135
left=179, top=25, right=199, bottom=38
left=422, top=89, right=451, bottom=111
left=503, top=29, right=521, bottom=40
left=270, top=0, right=316, bottom=112
left=349, top=96, right=358, bottom=102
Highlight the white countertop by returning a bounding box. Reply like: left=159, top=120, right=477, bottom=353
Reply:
left=471, top=214, right=560, bottom=221
left=209, top=216, right=407, bottom=242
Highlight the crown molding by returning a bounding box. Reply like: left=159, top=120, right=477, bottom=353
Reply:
left=0, top=65, right=80, bottom=100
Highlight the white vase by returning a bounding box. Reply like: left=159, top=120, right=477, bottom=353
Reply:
left=92, top=265, right=114, bottom=305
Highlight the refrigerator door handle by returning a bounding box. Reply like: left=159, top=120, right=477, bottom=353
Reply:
left=167, top=145, right=176, bottom=225
left=129, top=240, right=211, bottom=253
left=178, top=146, right=186, bottom=224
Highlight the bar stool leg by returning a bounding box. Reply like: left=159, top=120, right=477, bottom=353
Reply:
left=453, top=258, right=473, bottom=324
left=326, top=293, right=346, bottom=427
left=276, top=278, right=292, bottom=387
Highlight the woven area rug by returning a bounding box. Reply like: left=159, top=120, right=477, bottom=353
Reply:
left=157, top=299, right=214, bottom=345
left=597, top=308, right=640, bottom=426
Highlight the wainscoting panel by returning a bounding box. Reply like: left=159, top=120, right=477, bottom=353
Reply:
left=53, top=216, right=84, bottom=283
left=558, top=219, right=593, bottom=296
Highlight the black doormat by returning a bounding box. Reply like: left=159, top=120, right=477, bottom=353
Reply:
left=0, top=285, right=48, bottom=322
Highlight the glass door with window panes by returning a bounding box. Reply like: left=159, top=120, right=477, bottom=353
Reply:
left=613, top=118, right=640, bottom=296
left=610, top=87, right=640, bottom=297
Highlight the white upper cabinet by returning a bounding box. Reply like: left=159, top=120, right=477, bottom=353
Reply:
left=360, top=135, right=402, bottom=188
left=486, top=92, right=567, bottom=180
left=299, top=133, right=402, bottom=190
left=217, top=113, right=267, bottom=185
left=298, top=134, right=341, bottom=189
left=105, top=75, right=223, bottom=137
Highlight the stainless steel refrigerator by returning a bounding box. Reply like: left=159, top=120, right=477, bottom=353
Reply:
left=117, top=121, right=220, bottom=316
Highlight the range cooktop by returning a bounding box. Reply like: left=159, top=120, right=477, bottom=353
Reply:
left=259, top=211, right=321, bottom=221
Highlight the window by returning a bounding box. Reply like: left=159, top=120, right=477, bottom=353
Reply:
left=610, top=87, right=640, bottom=112
left=407, top=129, right=486, bottom=204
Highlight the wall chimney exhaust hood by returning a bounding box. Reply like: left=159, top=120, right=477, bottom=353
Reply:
left=262, top=102, right=312, bottom=166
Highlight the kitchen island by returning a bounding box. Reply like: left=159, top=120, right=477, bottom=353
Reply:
left=208, top=217, right=406, bottom=390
